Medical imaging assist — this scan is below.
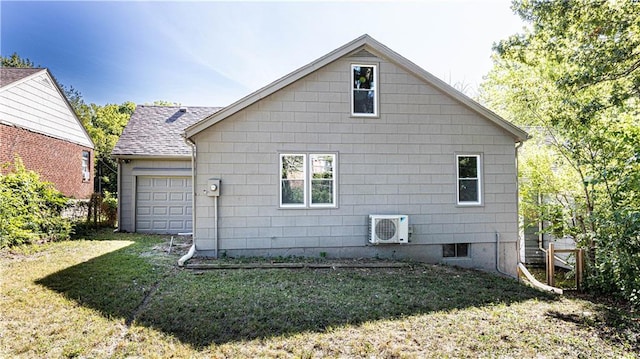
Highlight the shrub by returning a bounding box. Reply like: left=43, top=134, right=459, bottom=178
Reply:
left=0, top=157, right=71, bottom=247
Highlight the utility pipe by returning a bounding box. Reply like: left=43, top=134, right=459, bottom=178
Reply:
left=213, top=195, right=218, bottom=259
left=178, top=136, right=198, bottom=267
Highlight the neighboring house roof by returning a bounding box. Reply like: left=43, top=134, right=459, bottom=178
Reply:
left=185, top=34, right=529, bottom=142
left=0, top=67, right=95, bottom=149
left=112, top=105, right=222, bottom=159
left=0, top=67, right=43, bottom=87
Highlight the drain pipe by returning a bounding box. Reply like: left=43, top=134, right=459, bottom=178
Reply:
left=178, top=136, right=198, bottom=267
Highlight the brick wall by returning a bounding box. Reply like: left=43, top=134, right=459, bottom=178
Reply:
left=0, top=123, right=94, bottom=199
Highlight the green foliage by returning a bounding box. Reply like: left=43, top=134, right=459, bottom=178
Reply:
left=76, top=101, right=135, bottom=193
left=481, top=1, right=640, bottom=305
left=1, top=52, right=37, bottom=68
left=0, top=158, right=71, bottom=247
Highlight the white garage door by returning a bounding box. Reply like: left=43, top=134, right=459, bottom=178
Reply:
left=136, top=176, right=192, bottom=234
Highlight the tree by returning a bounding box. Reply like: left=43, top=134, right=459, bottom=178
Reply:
left=481, top=1, right=640, bottom=304
left=78, top=102, right=136, bottom=194
left=1, top=52, right=37, bottom=68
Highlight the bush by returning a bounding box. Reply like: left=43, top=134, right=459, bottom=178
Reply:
left=0, top=158, right=71, bottom=247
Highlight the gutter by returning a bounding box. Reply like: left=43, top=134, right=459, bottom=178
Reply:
left=178, top=136, right=197, bottom=266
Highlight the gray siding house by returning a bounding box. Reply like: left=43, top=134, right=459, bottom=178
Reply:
left=115, top=35, right=528, bottom=275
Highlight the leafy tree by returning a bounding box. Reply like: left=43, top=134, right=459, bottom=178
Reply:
left=148, top=100, right=180, bottom=106
left=481, top=1, right=640, bottom=304
left=1, top=52, right=37, bottom=68
left=76, top=102, right=136, bottom=194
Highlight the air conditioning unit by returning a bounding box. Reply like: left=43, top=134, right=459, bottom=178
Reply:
left=82, top=171, right=91, bottom=181
left=369, top=214, right=409, bottom=244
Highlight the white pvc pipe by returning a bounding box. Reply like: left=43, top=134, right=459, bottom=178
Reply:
left=178, top=242, right=195, bottom=267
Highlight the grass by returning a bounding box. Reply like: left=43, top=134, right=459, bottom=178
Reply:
left=1, top=230, right=638, bottom=358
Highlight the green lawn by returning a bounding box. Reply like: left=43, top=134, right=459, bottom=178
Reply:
left=1, top=230, right=638, bottom=358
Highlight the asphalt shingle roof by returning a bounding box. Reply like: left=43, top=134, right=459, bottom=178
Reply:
left=112, top=105, right=222, bottom=158
left=0, top=68, right=43, bottom=87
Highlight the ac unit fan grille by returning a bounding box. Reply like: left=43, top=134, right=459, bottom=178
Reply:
left=375, top=218, right=397, bottom=241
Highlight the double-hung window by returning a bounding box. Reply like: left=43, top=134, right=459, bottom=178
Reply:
left=280, top=153, right=336, bottom=208
left=351, top=64, right=377, bottom=116
left=456, top=154, right=482, bottom=205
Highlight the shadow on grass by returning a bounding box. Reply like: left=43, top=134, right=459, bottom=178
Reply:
left=37, top=241, right=553, bottom=349
left=547, top=298, right=640, bottom=353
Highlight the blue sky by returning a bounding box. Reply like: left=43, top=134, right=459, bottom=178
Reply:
left=1, top=1, right=526, bottom=106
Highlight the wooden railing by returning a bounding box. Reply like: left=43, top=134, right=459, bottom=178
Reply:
left=546, top=243, right=585, bottom=291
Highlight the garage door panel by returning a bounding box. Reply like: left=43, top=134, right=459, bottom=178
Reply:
left=153, top=178, right=168, bottom=186
left=153, top=193, right=168, bottom=201
left=169, top=192, right=185, bottom=201
left=169, top=206, right=184, bottom=215
left=136, top=176, right=192, bottom=234
left=153, top=206, right=168, bottom=215
left=170, top=178, right=187, bottom=187
left=138, top=177, right=153, bottom=186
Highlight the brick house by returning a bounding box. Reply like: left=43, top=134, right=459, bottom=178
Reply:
left=114, top=35, right=528, bottom=275
left=0, top=68, right=95, bottom=199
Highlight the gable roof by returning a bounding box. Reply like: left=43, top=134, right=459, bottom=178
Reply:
left=112, top=105, right=222, bottom=159
left=185, top=34, right=528, bottom=142
left=0, top=67, right=95, bottom=149
left=0, top=67, right=44, bottom=87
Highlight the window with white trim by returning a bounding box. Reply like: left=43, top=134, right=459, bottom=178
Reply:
left=82, top=151, right=90, bottom=182
left=280, top=153, right=336, bottom=208
left=351, top=64, right=377, bottom=116
left=456, top=154, right=482, bottom=205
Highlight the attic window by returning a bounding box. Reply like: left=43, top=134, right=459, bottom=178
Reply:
left=351, top=64, right=378, bottom=117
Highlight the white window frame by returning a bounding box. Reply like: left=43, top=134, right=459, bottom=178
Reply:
left=82, top=151, right=90, bottom=182
left=456, top=154, right=482, bottom=206
left=280, top=153, right=337, bottom=208
left=351, top=64, right=378, bottom=117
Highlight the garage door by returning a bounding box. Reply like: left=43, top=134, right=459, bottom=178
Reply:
left=136, top=176, right=192, bottom=234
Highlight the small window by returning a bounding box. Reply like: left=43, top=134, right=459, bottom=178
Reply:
left=351, top=64, right=377, bottom=116
left=82, top=151, right=90, bottom=182
left=443, top=243, right=469, bottom=258
left=456, top=154, right=481, bottom=205
left=280, top=153, right=336, bottom=208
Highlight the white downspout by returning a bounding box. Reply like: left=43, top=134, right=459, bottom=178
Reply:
left=115, top=159, right=122, bottom=232
left=503, top=140, right=525, bottom=278
left=496, top=141, right=525, bottom=278
left=178, top=136, right=197, bottom=267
